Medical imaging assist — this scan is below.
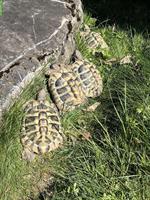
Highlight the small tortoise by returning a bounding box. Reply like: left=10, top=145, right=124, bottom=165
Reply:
left=21, top=89, right=63, bottom=161
left=80, top=25, right=109, bottom=52
left=47, top=64, right=86, bottom=113
left=70, top=59, right=103, bottom=98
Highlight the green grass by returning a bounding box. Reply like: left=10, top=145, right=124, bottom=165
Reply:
left=47, top=15, right=150, bottom=200
left=0, top=13, right=150, bottom=200
left=0, top=71, right=63, bottom=200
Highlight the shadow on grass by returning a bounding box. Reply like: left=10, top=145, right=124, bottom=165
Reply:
left=36, top=65, right=150, bottom=200
left=82, top=0, right=150, bottom=34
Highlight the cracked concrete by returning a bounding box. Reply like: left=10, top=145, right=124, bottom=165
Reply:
left=50, top=0, right=70, bottom=5
left=0, top=0, right=83, bottom=119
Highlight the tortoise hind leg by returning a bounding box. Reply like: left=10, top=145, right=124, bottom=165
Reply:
left=23, top=100, right=37, bottom=112
left=22, top=148, right=36, bottom=162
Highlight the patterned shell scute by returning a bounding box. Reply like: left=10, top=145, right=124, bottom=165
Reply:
left=71, top=60, right=103, bottom=98
left=80, top=27, right=109, bottom=50
left=48, top=67, right=86, bottom=112
left=22, top=100, right=63, bottom=155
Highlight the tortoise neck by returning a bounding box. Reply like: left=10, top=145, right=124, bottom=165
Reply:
left=37, top=89, right=47, bottom=101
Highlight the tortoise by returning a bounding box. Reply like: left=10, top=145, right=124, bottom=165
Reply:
left=80, top=25, right=109, bottom=52
left=46, top=64, right=86, bottom=113
left=21, top=89, right=64, bottom=161
left=71, top=51, right=103, bottom=98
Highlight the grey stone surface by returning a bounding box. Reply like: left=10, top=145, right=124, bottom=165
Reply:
left=0, top=0, right=83, bottom=118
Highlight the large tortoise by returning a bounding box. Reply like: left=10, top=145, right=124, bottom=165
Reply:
left=21, top=89, right=64, bottom=161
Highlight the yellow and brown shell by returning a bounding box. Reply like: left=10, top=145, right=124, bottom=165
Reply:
left=21, top=98, right=63, bottom=157
left=48, top=66, right=86, bottom=113
left=80, top=25, right=109, bottom=52
left=70, top=60, right=103, bottom=98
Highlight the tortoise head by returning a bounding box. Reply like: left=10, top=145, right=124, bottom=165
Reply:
left=37, top=89, right=47, bottom=101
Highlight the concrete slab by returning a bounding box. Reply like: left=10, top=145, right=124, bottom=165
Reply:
left=0, top=0, right=83, bottom=117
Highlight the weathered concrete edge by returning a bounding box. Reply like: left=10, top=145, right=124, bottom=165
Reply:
left=0, top=0, right=83, bottom=120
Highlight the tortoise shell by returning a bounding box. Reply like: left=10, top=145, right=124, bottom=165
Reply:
left=80, top=25, right=109, bottom=51
left=21, top=94, right=63, bottom=160
left=48, top=66, right=86, bottom=113
left=70, top=60, right=103, bottom=98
